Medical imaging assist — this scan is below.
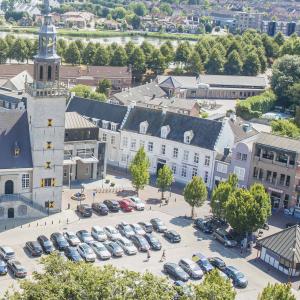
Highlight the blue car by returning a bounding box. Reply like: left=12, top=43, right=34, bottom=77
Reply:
left=223, top=266, right=248, bottom=288
left=64, top=246, right=83, bottom=262
left=0, top=260, right=7, bottom=275
left=192, top=253, right=213, bottom=273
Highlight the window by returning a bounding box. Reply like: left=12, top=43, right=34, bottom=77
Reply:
left=204, top=171, right=209, bottom=183
left=194, top=153, right=199, bottom=164
left=172, top=164, right=177, bottom=175
left=185, top=135, right=191, bottom=144
left=46, top=141, right=52, bottom=149
left=140, top=140, right=145, bottom=148
left=140, top=123, right=147, bottom=134
left=121, top=154, right=127, bottom=162
left=181, top=165, right=187, bottom=177
left=102, top=120, right=109, bottom=129
left=102, top=133, right=107, bottom=142
left=192, top=167, right=198, bottom=177
left=131, top=139, right=136, bottom=150
left=45, top=162, right=51, bottom=169
left=122, top=137, right=128, bottom=147
left=242, top=154, right=247, bottom=161
left=234, top=166, right=245, bottom=181
left=22, top=174, right=30, bottom=189
left=216, top=163, right=228, bottom=174
left=279, top=174, right=285, bottom=185
left=161, top=145, right=166, bottom=155
left=286, top=175, right=291, bottom=187
left=148, top=142, right=153, bottom=152
left=111, top=123, right=117, bottom=131
left=111, top=135, right=115, bottom=145
left=47, top=119, right=53, bottom=127
left=183, top=150, right=189, bottom=161
left=173, top=148, right=178, bottom=158
left=236, top=152, right=242, bottom=160
left=204, top=156, right=210, bottom=166
left=41, top=178, right=54, bottom=187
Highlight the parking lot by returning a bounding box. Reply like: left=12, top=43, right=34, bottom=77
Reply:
left=0, top=206, right=294, bottom=300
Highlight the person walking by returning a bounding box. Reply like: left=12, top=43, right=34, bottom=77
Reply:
left=160, top=249, right=166, bottom=262
left=147, top=249, right=151, bottom=261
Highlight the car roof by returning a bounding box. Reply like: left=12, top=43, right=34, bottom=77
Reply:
left=166, top=262, right=178, bottom=267
left=52, top=232, right=62, bottom=237
left=118, top=237, right=130, bottom=243
left=1, top=246, right=13, bottom=252
left=38, top=235, right=48, bottom=240
left=169, top=230, right=178, bottom=235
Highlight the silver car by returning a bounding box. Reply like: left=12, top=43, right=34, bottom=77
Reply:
left=116, top=237, right=137, bottom=255
left=105, top=241, right=124, bottom=257
left=130, top=223, right=146, bottom=236
left=179, top=258, right=203, bottom=279
left=63, top=231, right=80, bottom=246
left=91, top=226, right=107, bottom=242
left=116, top=222, right=135, bottom=239
left=0, top=246, right=15, bottom=261
left=90, top=241, right=111, bottom=260
left=77, top=243, right=96, bottom=262
left=76, top=230, right=94, bottom=244
left=104, top=226, right=122, bottom=241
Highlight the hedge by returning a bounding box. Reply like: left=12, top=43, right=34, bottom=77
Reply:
left=236, top=90, right=277, bottom=120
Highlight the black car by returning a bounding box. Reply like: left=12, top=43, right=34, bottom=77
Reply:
left=64, top=246, right=83, bottom=262
left=77, top=204, right=93, bottom=217
left=37, top=235, right=54, bottom=254
left=223, top=266, right=248, bottom=288
left=130, top=235, right=150, bottom=252
left=150, top=218, right=167, bottom=233
left=208, top=257, right=226, bottom=270
left=103, top=200, right=120, bottom=212
left=163, top=262, right=189, bottom=282
left=7, top=260, right=27, bottom=278
left=92, top=202, right=109, bottom=215
left=138, top=222, right=153, bottom=233
left=144, top=233, right=162, bottom=250
left=25, top=241, right=43, bottom=257
left=208, top=217, right=228, bottom=230
left=164, top=230, right=181, bottom=243
left=194, top=218, right=213, bottom=234
left=50, top=232, right=69, bottom=251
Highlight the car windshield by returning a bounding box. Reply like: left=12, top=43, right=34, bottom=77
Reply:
left=110, top=228, right=118, bottom=234
left=150, top=236, right=158, bottom=242
left=69, top=248, right=77, bottom=254
left=134, top=225, right=142, bottom=230
left=6, top=251, right=14, bottom=256
left=235, top=271, right=244, bottom=279
left=44, top=241, right=52, bottom=247
left=81, top=232, right=90, bottom=237
left=95, top=244, right=106, bottom=251
left=191, top=264, right=200, bottom=271
left=96, top=229, right=104, bottom=234
left=156, top=220, right=163, bottom=225
left=124, top=226, right=132, bottom=232
left=124, top=242, right=133, bottom=247
left=202, top=260, right=210, bottom=267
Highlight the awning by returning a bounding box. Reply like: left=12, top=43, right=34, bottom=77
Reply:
left=78, top=156, right=99, bottom=164
left=63, top=159, right=76, bottom=166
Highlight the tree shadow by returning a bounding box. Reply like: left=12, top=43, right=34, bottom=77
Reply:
left=169, top=216, right=194, bottom=228
left=208, top=240, right=242, bottom=259
left=116, top=190, right=135, bottom=197
left=146, top=198, right=162, bottom=205
left=192, top=229, right=213, bottom=241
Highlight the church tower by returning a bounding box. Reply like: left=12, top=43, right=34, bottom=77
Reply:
left=26, top=0, right=67, bottom=212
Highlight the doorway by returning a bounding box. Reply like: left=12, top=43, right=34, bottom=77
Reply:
left=156, top=159, right=166, bottom=175
left=7, top=208, right=14, bottom=218
left=5, top=180, right=14, bottom=194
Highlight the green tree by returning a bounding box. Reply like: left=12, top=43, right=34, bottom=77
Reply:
left=129, top=147, right=150, bottom=196
left=262, top=35, right=279, bottom=58
left=132, top=2, right=147, bottom=16
left=93, top=45, right=110, bottom=66
left=11, top=38, right=28, bottom=63
left=243, top=51, right=261, bottom=76
left=130, top=47, right=146, bottom=80
left=271, top=119, right=300, bottom=138
left=288, top=82, right=300, bottom=106
left=258, top=283, right=296, bottom=300
left=89, top=91, right=106, bottom=101
left=110, top=46, right=128, bottom=66
left=160, top=3, right=173, bottom=16
left=57, top=39, right=67, bottom=59
left=70, top=84, right=92, bottom=98
left=186, top=50, right=203, bottom=75
left=112, top=7, right=127, bottom=20
left=183, top=176, right=207, bottom=219
left=156, top=165, right=174, bottom=200
left=141, top=41, right=155, bottom=68
left=274, top=32, right=285, bottom=46
left=224, top=50, right=243, bottom=75
left=175, top=42, right=191, bottom=66
left=0, top=38, right=8, bottom=64
left=64, top=42, right=81, bottom=65
left=148, top=49, right=166, bottom=74
left=205, top=48, right=225, bottom=74
left=96, top=79, right=112, bottom=96
left=194, top=269, right=236, bottom=300
left=160, top=42, right=174, bottom=65
left=82, top=42, right=96, bottom=65
left=257, top=47, right=267, bottom=73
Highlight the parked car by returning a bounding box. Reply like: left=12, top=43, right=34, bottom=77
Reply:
left=50, top=232, right=69, bottom=251
left=208, top=257, right=226, bottom=270
left=0, top=260, right=7, bottom=275
left=164, top=230, right=181, bottom=243
left=63, top=231, right=80, bottom=247
left=64, top=246, right=83, bottom=262
left=192, top=253, right=214, bottom=273
left=116, top=222, right=135, bottom=239
left=128, top=196, right=145, bottom=211
left=103, top=200, right=120, bottom=212
left=208, top=217, right=228, bottom=230
left=213, top=228, right=238, bottom=247
left=25, top=241, right=43, bottom=257
left=163, top=262, right=189, bottom=282
left=37, top=235, right=54, bottom=254
left=130, top=235, right=150, bottom=252
left=91, top=226, right=107, bottom=242
left=77, top=204, right=92, bottom=217
left=92, top=202, right=109, bottom=215
left=144, top=233, right=161, bottom=250
left=76, top=230, right=94, bottom=244
left=7, top=260, right=27, bottom=278
left=178, top=258, right=203, bottom=279
left=130, top=223, right=146, bottom=236
left=77, top=243, right=96, bottom=262
left=150, top=218, right=167, bottom=233
left=89, top=241, right=111, bottom=260
left=116, top=237, right=137, bottom=255
left=193, top=218, right=213, bottom=234
left=119, top=199, right=134, bottom=212
left=0, top=246, right=15, bottom=261
left=105, top=241, right=124, bottom=257
left=104, top=226, right=122, bottom=241
left=223, top=266, right=248, bottom=288
left=138, top=221, right=153, bottom=233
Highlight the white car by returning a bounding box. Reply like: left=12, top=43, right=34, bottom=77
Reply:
left=104, top=226, right=122, bottom=241
left=130, top=223, right=146, bottom=236
left=116, top=237, right=137, bottom=255
left=129, top=197, right=145, bottom=211
left=0, top=246, right=15, bottom=261
left=91, top=226, right=107, bottom=242
left=77, top=243, right=96, bottom=262
left=63, top=231, right=80, bottom=246
left=89, top=241, right=111, bottom=260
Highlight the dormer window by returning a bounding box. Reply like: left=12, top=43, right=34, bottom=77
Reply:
left=161, top=125, right=170, bottom=139
left=13, top=142, right=20, bottom=157
left=184, top=130, right=194, bottom=144
left=48, top=119, right=53, bottom=127
left=139, top=121, right=148, bottom=134
left=111, top=123, right=118, bottom=131
left=102, top=120, right=109, bottom=129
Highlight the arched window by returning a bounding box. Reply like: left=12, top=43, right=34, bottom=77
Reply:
left=48, top=65, right=52, bottom=80
left=39, top=65, right=43, bottom=80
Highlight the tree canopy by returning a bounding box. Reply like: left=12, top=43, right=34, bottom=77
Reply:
left=258, top=283, right=296, bottom=300
left=156, top=165, right=174, bottom=200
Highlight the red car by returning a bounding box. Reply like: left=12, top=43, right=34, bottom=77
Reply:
left=119, top=199, right=134, bottom=212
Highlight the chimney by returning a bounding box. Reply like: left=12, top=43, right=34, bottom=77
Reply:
left=230, top=113, right=236, bottom=123
left=224, top=147, right=230, bottom=156
left=129, top=100, right=136, bottom=108
left=162, top=105, right=168, bottom=115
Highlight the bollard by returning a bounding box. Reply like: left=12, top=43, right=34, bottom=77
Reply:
left=52, top=220, right=53, bottom=224
left=68, top=203, right=70, bottom=209
left=150, top=206, right=151, bottom=210
left=175, top=198, right=176, bottom=202
left=67, top=218, right=69, bottom=224
left=59, top=220, right=61, bottom=224
left=45, top=222, right=46, bottom=226
left=21, top=225, right=22, bottom=228
left=29, top=223, right=30, bottom=227
left=4, top=225, right=6, bottom=230
left=37, top=222, right=38, bottom=226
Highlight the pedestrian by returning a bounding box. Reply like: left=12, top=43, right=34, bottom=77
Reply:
left=160, top=249, right=166, bottom=262
left=147, top=249, right=151, bottom=261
